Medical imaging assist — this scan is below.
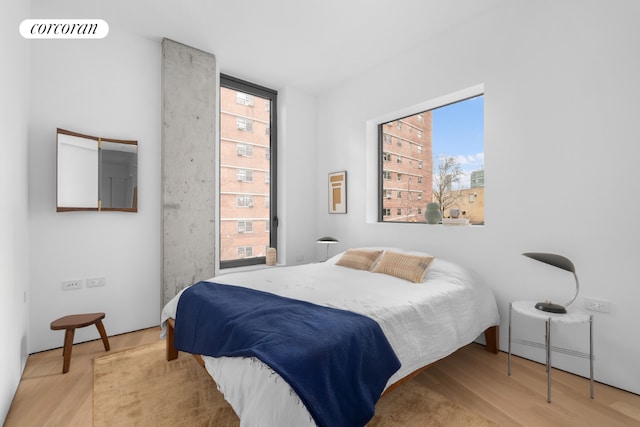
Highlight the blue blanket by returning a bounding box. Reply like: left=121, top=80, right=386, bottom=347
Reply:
left=174, top=281, right=401, bottom=427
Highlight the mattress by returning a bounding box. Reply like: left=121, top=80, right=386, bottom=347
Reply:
left=161, top=249, right=500, bottom=426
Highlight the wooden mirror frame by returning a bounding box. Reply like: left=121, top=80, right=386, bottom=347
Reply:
left=56, top=128, right=138, bottom=212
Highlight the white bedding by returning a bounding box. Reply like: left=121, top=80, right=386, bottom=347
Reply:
left=161, top=250, right=500, bottom=426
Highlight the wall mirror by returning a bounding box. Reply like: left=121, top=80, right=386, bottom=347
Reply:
left=57, top=128, right=138, bottom=212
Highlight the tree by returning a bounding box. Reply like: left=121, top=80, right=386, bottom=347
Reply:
left=400, top=175, right=421, bottom=222
left=432, top=156, right=465, bottom=217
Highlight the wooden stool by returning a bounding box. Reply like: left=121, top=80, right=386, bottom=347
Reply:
left=50, top=312, right=110, bottom=373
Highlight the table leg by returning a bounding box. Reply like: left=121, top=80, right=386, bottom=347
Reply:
left=508, top=302, right=512, bottom=376
left=589, top=315, right=594, bottom=399
left=62, top=328, right=75, bottom=374
left=546, top=318, right=551, bottom=403
left=95, top=319, right=111, bottom=351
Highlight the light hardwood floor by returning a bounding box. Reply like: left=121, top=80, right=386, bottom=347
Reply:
left=5, top=326, right=640, bottom=426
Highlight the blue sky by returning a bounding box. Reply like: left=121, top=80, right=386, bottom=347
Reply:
left=431, top=95, right=484, bottom=189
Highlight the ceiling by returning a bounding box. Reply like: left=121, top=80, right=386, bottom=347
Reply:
left=33, top=0, right=504, bottom=94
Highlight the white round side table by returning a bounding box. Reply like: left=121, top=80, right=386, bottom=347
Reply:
left=507, top=300, right=594, bottom=403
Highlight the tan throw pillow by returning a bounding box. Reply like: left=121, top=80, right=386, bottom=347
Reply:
left=371, top=251, right=435, bottom=283
left=335, top=249, right=383, bottom=271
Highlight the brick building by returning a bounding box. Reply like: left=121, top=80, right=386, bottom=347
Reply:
left=381, top=112, right=433, bottom=222
left=219, top=87, right=272, bottom=262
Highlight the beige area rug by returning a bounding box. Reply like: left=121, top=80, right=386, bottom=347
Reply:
left=94, top=341, right=498, bottom=426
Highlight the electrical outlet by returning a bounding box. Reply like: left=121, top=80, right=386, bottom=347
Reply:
left=584, top=298, right=611, bottom=313
left=86, top=277, right=106, bottom=288
left=62, top=279, right=83, bottom=291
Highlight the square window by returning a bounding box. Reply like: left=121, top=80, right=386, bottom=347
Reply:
left=378, top=91, right=484, bottom=224
left=237, top=169, right=253, bottom=182
left=236, top=92, right=254, bottom=106
left=236, top=118, right=253, bottom=132
left=237, top=195, right=254, bottom=207
left=237, top=143, right=254, bottom=157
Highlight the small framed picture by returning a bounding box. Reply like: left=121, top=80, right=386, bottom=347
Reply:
left=328, top=171, right=347, bottom=214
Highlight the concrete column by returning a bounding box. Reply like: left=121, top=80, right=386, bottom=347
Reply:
left=161, top=39, right=216, bottom=305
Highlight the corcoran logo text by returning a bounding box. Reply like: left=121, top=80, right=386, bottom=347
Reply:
left=20, top=19, right=109, bottom=39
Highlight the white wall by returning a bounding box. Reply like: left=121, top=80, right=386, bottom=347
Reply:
left=0, top=0, right=31, bottom=422
left=28, top=13, right=162, bottom=351
left=316, top=0, right=640, bottom=394
left=25, top=10, right=319, bottom=354
left=277, top=87, right=318, bottom=266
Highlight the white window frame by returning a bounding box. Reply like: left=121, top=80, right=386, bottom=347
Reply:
left=237, top=220, right=254, bottom=233
left=236, top=92, right=254, bottom=106
left=237, top=143, right=254, bottom=157
left=237, top=195, right=254, bottom=207
left=236, top=117, right=254, bottom=132
left=237, top=169, right=254, bottom=182
left=238, top=246, right=253, bottom=258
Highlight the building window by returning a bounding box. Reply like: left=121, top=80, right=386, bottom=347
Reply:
left=236, top=117, right=253, bottom=132
left=237, top=220, right=254, bottom=233
left=237, top=195, right=254, bottom=207
left=383, top=152, right=391, bottom=162
left=384, top=134, right=391, bottom=144
left=237, top=169, right=253, bottom=182
left=238, top=246, right=253, bottom=258
left=382, top=208, right=391, bottom=217
left=237, top=143, right=253, bottom=157
left=385, top=189, right=392, bottom=199
left=397, top=208, right=402, bottom=216
left=236, top=92, right=254, bottom=106
left=221, top=75, right=278, bottom=268
left=378, top=89, right=484, bottom=224
left=383, top=170, right=391, bottom=180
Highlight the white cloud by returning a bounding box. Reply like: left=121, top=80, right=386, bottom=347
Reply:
left=452, top=152, right=484, bottom=168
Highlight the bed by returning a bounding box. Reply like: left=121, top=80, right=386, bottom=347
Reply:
left=161, top=248, right=500, bottom=426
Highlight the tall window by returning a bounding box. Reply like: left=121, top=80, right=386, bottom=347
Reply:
left=220, top=75, right=277, bottom=268
left=379, top=94, right=484, bottom=224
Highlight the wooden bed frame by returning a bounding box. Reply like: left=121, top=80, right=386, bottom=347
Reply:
left=165, top=318, right=499, bottom=396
